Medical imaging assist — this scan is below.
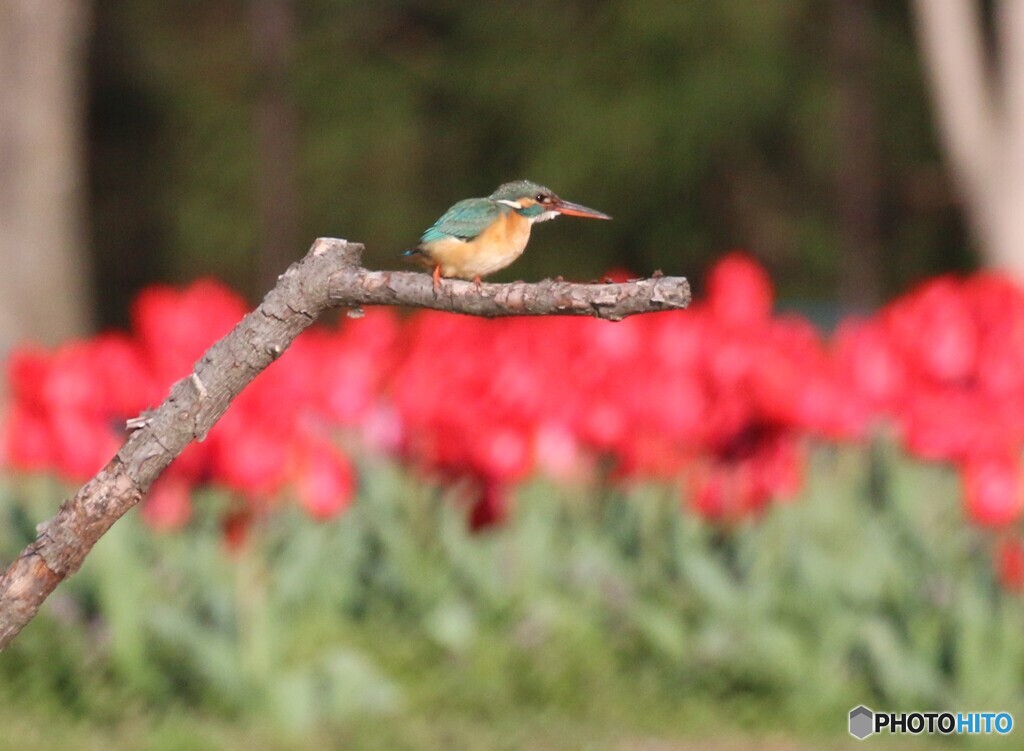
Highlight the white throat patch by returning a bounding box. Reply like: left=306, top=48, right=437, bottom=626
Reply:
left=530, top=210, right=560, bottom=224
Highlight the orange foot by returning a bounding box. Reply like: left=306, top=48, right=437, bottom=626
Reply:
left=472, top=275, right=482, bottom=290
left=432, top=265, right=442, bottom=294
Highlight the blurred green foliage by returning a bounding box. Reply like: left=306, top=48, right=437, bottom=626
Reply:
left=1, top=445, right=1021, bottom=749
left=88, top=2, right=968, bottom=326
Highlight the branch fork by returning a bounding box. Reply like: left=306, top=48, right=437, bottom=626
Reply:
left=0, top=237, right=690, bottom=649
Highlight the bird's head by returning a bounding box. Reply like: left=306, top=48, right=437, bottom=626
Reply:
left=489, top=180, right=611, bottom=223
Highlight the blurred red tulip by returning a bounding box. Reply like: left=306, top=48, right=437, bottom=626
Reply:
left=132, top=279, right=248, bottom=381
left=533, top=421, right=589, bottom=481
left=601, top=268, right=635, bottom=283
left=9, top=256, right=1024, bottom=535
left=469, top=481, right=510, bottom=529
left=50, top=412, right=120, bottom=481
left=833, top=319, right=907, bottom=411
left=88, top=333, right=157, bottom=415
left=706, top=251, right=773, bottom=328
left=961, top=455, right=1024, bottom=527
left=294, top=438, right=355, bottom=520
left=6, top=345, right=50, bottom=410
left=211, top=418, right=292, bottom=499
left=688, top=460, right=764, bottom=520
left=472, top=425, right=533, bottom=483
left=142, top=475, right=193, bottom=531
left=5, top=403, right=54, bottom=473
left=886, top=277, right=977, bottom=385
left=995, top=537, right=1024, bottom=593
left=750, top=432, right=804, bottom=503
left=221, top=509, right=252, bottom=553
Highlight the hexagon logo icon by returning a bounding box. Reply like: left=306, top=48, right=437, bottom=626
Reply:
left=849, top=705, right=874, bottom=740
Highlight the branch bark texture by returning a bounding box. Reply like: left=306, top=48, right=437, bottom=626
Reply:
left=0, top=238, right=690, bottom=649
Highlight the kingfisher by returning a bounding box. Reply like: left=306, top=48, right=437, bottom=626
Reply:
left=403, top=179, right=611, bottom=289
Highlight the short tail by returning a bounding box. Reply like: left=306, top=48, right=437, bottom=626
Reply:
left=401, top=248, right=425, bottom=258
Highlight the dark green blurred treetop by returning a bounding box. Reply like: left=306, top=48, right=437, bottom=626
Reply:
left=87, top=1, right=963, bottom=327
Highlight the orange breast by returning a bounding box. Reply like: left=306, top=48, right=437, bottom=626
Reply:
left=424, top=211, right=533, bottom=280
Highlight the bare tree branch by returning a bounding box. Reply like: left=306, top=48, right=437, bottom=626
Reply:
left=329, top=269, right=688, bottom=322
left=0, top=237, right=690, bottom=649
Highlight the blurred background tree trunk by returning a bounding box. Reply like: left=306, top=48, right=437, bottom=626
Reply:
left=252, top=0, right=301, bottom=294
left=833, top=0, right=882, bottom=308
left=913, top=0, right=1024, bottom=279
left=0, top=0, right=93, bottom=346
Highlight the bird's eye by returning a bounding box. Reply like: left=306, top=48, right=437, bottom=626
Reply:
left=536, top=193, right=548, bottom=203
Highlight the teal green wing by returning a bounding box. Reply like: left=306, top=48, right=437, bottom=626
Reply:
left=419, top=198, right=505, bottom=244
